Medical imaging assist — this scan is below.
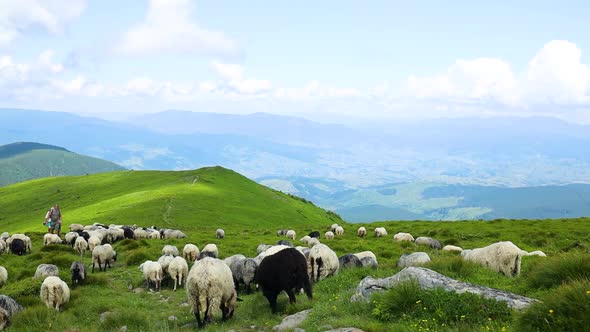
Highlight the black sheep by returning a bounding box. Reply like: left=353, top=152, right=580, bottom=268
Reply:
left=255, top=248, right=312, bottom=313
left=338, top=254, right=363, bottom=269
left=9, top=239, right=25, bottom=256
left=123, top=227, right=134, bottom=240
left=276, top=239, right=293, bottom=247
left=308, top=231, right=320, bottom=238
left=70, top=261, right=86, bottom=286
left=197, top=251, right=216, bottom=260
left=80, top=231, right=90, bottom=242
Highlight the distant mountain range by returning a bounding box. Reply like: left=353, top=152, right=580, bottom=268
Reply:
left=1, top=108, right=590, bottom=221
left=0, top=142, right=125, bottom=187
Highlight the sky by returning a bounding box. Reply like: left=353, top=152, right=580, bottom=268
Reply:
left=0, top=0, right=589, bottom=123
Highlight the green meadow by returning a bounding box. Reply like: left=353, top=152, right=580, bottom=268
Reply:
left=0, top=167, right=588, bottom=331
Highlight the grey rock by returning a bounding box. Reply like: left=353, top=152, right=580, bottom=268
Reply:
left=272, top=309, right=313, bottom=331
left=324, top=329, right=365, bottom=332
left=294, top=328, right=306, bottom=332
left=133, top=288, right=144, bottom=294
left=119, top=326, right=128, bottom=332
left=397, top=252, right=431, bottom=267
left=168, top=315, right=177, bottom=321
left=99, top=311, right=114, bottom=322
left=351, top=267, right=539, bottom=310
left=319, top=324, right=333, bottom=330
left=180, top=301, right=190, bottom=307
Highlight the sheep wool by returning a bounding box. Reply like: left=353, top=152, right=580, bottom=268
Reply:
left=334, top=226, right=344, bottom=236
left=216, top=229, right=225, bottom=239
left=374, top=227, right=388, bottom=237
left=393, top=232, right=415, bottom=242
left=201, top=243, right=219, bottom=258
left=186, top=257, right=237, bottom=327
left=168, top=256, right=189, bottom=291
left=74, top=237, right=88, bottom=256
left=307, top=243, right=339, bottom=282
left=140, top=261, right=163, bottom=291
left=183, top=244, right=200, bottom=262
left=0, top=295, right=23, bottom=330
left=324, top=231, right=335, bottom=240
left=40, top=276, right=70, bottom=311
left=462, top=241, right=524, bottom=277
left=162, top=245, right=180, bottom=257
left=285, top=230, right=296, bottom=240
left=357, top=227, right=367, bottom=237
left=0, top=266, right=7, bottom=288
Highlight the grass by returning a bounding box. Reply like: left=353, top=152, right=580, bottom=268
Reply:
left=0, top=168, right=588, bottom=331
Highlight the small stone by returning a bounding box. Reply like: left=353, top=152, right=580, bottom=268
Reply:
left=294, top=328, right=306, bottom=332
left=119, top=326, right=128, bottom=332
left=272, top=309, right=312, bottom=331
left=249, top=325, right=256, bottom=329
left=132, top=288, right=144, bottom=294
left=127, top=284, right=133, bottom=290
left=99, top=311, right=114, bottom=322
left=168, top=316, right=177, bottom=321
left=180, top=302, right=190, bottom=307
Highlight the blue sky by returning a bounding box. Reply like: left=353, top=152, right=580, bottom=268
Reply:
left=1, top=0, right=589, bottom=123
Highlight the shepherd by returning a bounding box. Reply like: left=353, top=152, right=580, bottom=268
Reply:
left=44, top=204, right=62, bottom=236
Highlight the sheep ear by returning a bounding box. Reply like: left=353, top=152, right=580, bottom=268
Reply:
left=236, top=297, right=244, bottom=302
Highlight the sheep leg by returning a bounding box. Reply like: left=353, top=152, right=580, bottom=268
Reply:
left=204, top=297, right=212, bottom=324
left=264, top=291, right=278, bottom=313
left=194, top=309, right=203, bottom=328
left=245, top=283, right=251, bottom=295
left=173, top=277, right=177, bottom=291
left=91, top=262, right=95, bottom=273
left=286, top=289, right=297, bottom=304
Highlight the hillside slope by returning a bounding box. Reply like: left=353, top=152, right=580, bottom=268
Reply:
left=0, top=166, right=342, bottom=233
left=0, top=142, right=125, bottom=187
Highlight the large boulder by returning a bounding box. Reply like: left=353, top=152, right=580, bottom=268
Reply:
left=351, top=267, right=539, bottom=310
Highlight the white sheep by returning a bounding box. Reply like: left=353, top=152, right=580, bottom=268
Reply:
left=69, top=224, right=84, bottom=232
left=34, top=264, right=59, bottom=278
left=40, top=276, right=70, bottom=311
left=186, top=257, right=237, bottom=327
left=307, top=237, right=320, bottom=247
left=200, top=243, right=219, bottom=259
left=397, top=252, right=431, bottom=267
left=393, top=232, right=415, bottom=242
left=87, top=236, right=101, bottom=252
left=168, top=256, right=189, bottom=291
left=461, top=241, right=524, bottom=277
left=374, top=227, right=388, bottom=237
left=43, top=234, right=63, bottom=246
left=106, top=228, right=124, bottom=243
left=0, top=295, right=23, bottom=330
left=162, top=245, right=180, bottom=257
left=0, top=240, right=5, bottom=255
left=64, top=232, right=79, bottom=247
left=256, top=244, right=272, bottom=254
left=299, top=235, right=311, bottom=245
left=354, top=251, right=378, bottom=263
left=139, top=261, right=163, bottom=291
left=285, top=230, right=296, bottom=240
left=357, top=227, right=367, bottom=237
left=223, top=254, right=246, bottom=268
left=0, top=233, right=9, bottom=242
left=74, top=237, right=88, bottom=256
left=324, top=231, right=334, bottom=240
left=442, top=245, right=463, bottom=252
left=183, top=244, right=200, bottom=262
left=307, top=243, right=339, bottom=282
left=161, top=229, right=187, bottom=239
left=133, top=228, right=149, bottom=239
left=330, top=223, right=339, bottom=232
left=334, top=226, right=344, bottom=236
left=0, top=266, right=7, bottom=287
left=216, top=229, right=225, bottom=239
left=91, top=244, right=116, bottom=272
left=526, top=250, right=547, bottom=257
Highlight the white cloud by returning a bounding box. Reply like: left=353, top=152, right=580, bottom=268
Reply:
left=0, top=0, right=86, bottom=46
left=211, top=61, right=272, bottom=95
left=406, top=40, right=590, bottom=108
left=116, top=0, right=238, bottom=56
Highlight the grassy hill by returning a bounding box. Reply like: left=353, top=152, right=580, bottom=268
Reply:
left=0, top=142, right=125, bottom=187
left=0, top=168, right=588, bottom=331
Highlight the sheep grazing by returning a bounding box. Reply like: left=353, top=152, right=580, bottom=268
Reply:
left=338, top=254, right=362, bottom=269
left=168, top=256, right=189, bottom=291
left=277, top=229, right=286, bottom=237
left=69, top=224, right=84, bottom=232
left=357, top=227, right=367, bottom=237
left=158, top=255, right=174, bottom=278
left=64, top=232, right=79, bottom=247
left=397, top=252, right=431, bottom=267
left=307, top=237, right=320, bottom=247
left=442, top=245, right=463, bottom=252
left=186, top=257, right=237, bottom=327
left=106, top=228, right=124, bottom=243
left=276, top=240, right=293, bottom=247
left=230, top=258, right=258, bottom=294
left=92, top=244, right=116, bottom=272
left=308, top=244, right=339, bottom=282
left=256, top=248, right=312, bottom=313
left=43, top=233, right=63, bottom=246
left=200, top=244, right=219, bottom=259
left=140, top=261, right=164, bottom=291
left=0, top=240, right=5, bottom=255
left=7, top=234, right=31, bottom=253
left=0, top=295, right=23, bottom=330
left=324, top=231, right=335, bottom=240
left=183, top=244, right=200, bottom=262
left=295, top=246, right=311, bottom=259
left=160, top=229, right=187, bottom=239
left=162, top=245, right=180, bottom=257
left=256, top=244, right=272, bottom=254
left=216, top=229, right=225, bottom=239
left=79, top=231, right=90, bottom=242
left=224, top=254, right=246, bottom=268
left=123, top=227, right=134, bottom=240
left=74, top=237, right=88, bottom=256
left=70, top=261, right=86, bottom=286
left=0, top=233, right=9, bottom=242
left=285, top=230, right=296, bottom=240
left=461, top=241, right=524, bottom=277
left=415, top=236, right=443, bottom=250
left=354, top=251, right=378, bottom=263
left=8, top=239, right=25, bottom=256
left=300, top=235, right=311, bottom=245
left=34, top=264, right=59, bottom=279
left=330, top=223, right=339, bottom=232
left=334, top=226, right=344, bottom=236
left=40, top=276, right=70, bottom=311
left=393, top=232, right=415, bottom=242
left=0, top=266, right=7, bottom=288
left=87, top=236, right=101, bottom=252
left=308, top=231, right=321, bottom=238
left=374, top=227, right=388, bottom=237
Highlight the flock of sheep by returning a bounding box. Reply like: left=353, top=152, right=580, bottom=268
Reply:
left=0, top=222, right=547, bottom=329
